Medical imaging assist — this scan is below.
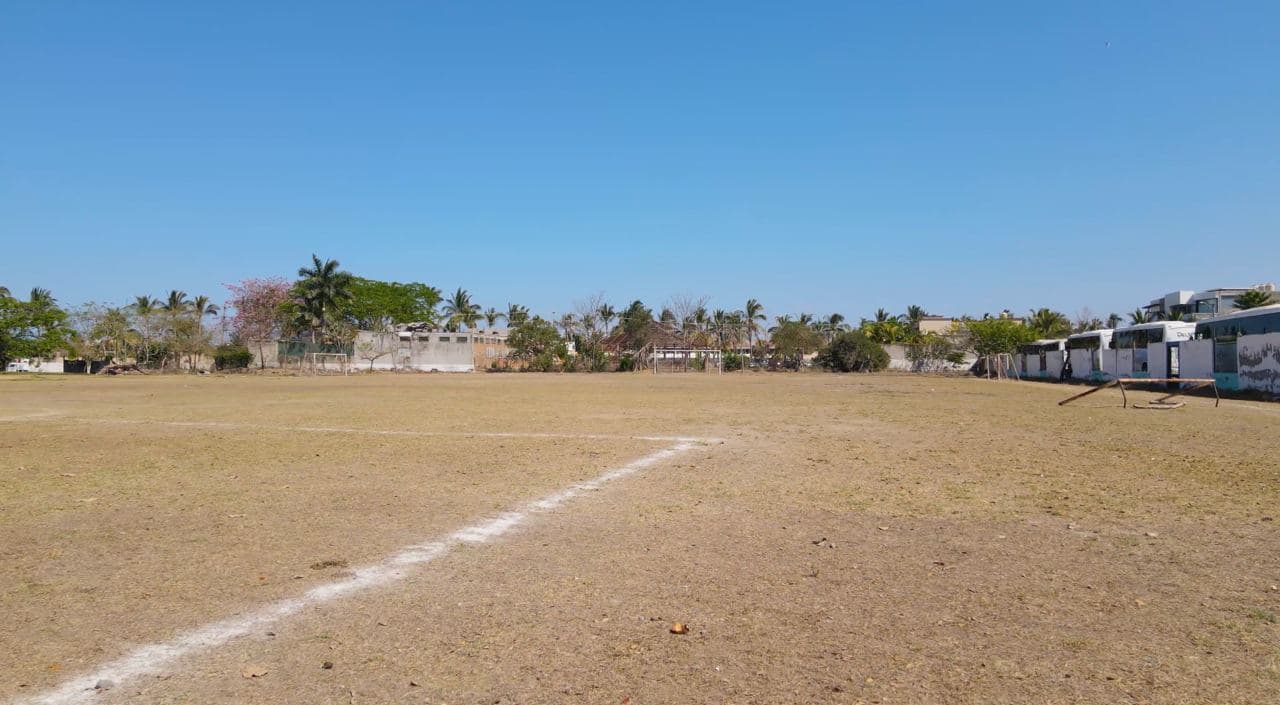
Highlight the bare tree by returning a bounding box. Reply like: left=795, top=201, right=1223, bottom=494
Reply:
left=664, top=293, right=709, bottom=330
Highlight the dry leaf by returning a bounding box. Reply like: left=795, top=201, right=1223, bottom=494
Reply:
left=670, top=623, right=689, bottom=635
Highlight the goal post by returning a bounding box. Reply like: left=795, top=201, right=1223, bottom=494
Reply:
left=304, top=352, right=350, bottom=376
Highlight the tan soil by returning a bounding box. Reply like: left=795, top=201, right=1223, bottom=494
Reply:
left=1, top=372, right=1277, bottom=704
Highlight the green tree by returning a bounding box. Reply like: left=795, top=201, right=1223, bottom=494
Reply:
left=769, top=321, right=822, bottom=369
left=815, top=330, right=889, bottom=372
left=902, top=305, right=928, bottom=333
left=507, top=317, right=566, bottom=370
left=1128, top=308, right=1151, bottom=325
left=1233, top=289, right=1277, bottom=310
left=964, top=318, right=1034, bottom=356
left=482, top=307, right=504, bottom=329
left=596, top=303, right=617, bottom=333
left=294, top=255, right=355, bottom=342
left=744, top=298, right=766, bottom=346
left=0, top=289, right=73, bottom=365
left=1027, top=308, right=1072, bottom=339
left=343, top=278, right=441, bottom=329
left=442, top=288, right=480, bottom=332
left=506, top=303, right=530, bottom=326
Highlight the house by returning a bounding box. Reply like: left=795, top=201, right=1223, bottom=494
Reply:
left=917, top=316, right=956, bottom=335
left=1141, top=284, right=1276, bottom=320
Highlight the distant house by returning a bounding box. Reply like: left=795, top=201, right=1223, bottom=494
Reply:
left=4, top=356, right=64, bottom=374
left=251, top=325, right=512, bottom=373
left=1141, top=284, right=1276, bottom=320
left=917, top=316, right=956, bottom=335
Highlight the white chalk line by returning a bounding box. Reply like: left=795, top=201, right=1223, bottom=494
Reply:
left=12, top=439, right=705, bottom=705
left=3, top=413, right=716, bottom=444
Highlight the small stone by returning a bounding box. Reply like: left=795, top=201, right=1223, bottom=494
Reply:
left=321, top=661, right=334, bottom=670
left=670, top=622, right=689, bottom=635
left=877, top=526, right=889, bottom=531
left=1134, top=599, right=1146, bottom=607
left=94, top=679, right=114, bottom=691
left=1145, top=531, right=1159, bottom=538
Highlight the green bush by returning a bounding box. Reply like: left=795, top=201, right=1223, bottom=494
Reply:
left=214, top=344, right=253, bottom=370
left=815, top=331, right=889, bottom=373
left=722, top=350, right=744, bottom=372
left=616, top=353, right=635, bottom=372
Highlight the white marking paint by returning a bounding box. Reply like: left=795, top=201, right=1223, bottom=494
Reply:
left=14, top=439, right=703, bottom=705
left=0, top=410, right=64, bottom=422
left=45, top=416, right=716, bottom=444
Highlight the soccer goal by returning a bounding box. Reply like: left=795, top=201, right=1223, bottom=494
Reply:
left=304, top=352, right=350, bottom=376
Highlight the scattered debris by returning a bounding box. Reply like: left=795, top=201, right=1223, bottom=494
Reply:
left=877, top=526, right=889, bottom=531
left=241, top=664, right=269, bottom=678
left=310, top=559, right=348, bottom=570
left=93, top=679, right=114, bottom=691
left=811, top=537, right=833, bottom=547
left=322, top=661, right=334, bottom=670
left=409, top=681, right=420, bottom=687
left=98, top=363, right=146, bottom=376
left=1145, top=531, right=1160, bottom=538
left=670, top=623, right=689, bottom=635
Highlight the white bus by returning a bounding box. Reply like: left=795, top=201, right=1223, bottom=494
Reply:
left=1016, top=339, right=1066, bottom=380
left=1110, top=321, right=1196, bottom=379
left=1065, top=329, right=1115, bottom=382
left=1181, top=304, right=1280, bottom=392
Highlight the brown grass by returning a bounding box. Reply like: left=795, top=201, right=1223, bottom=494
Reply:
left=1, top=372, right=1277, bottom=704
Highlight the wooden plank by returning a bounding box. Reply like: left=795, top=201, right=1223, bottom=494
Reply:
left=1057, top=380, right=1119, bottom=406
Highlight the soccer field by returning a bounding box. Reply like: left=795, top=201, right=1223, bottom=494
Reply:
left=2, top=373, right=1277, bottom=704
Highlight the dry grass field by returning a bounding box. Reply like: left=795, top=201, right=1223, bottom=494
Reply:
left=1, top=372, right=1278, bottom=704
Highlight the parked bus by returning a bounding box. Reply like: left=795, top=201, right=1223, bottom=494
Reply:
left=1016, top=339, right=1066, bottom=380
left=1110, top=321, right=1196, bottom=379
left=1182, top=304, right=1280, bottom=392
left=1065, top=330, right=1115, bottom=382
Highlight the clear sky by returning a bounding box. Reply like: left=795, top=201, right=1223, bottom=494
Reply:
left=3, top=1, right=1278, bottom=321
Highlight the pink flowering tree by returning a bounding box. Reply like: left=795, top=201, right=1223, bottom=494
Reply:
left=224, top=278, right=292, bottom=368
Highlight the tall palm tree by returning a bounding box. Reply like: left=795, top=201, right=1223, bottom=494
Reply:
left=482, top=307, right=505, bottom=330
left=0, top=285, right=10, bottom=298
left=295, top=255, right=354, bottom=341
left=873, top=308, right=892, bottom=324
left=744, top=298, right=765, bottom=346
left=1027, top=308, right=1071, bottom=339
left=163, top=290, right=189, bottom=313
left=1128, top=309, right=1150, bottom=325
left=29, top=287, right=55, bottom=305
left=557, top=313, right=579, bottom=338
left=441, top=288, right=480, bottom=332
left=597, top=304, right=617, bottom=334
left=769, top=315, right=793, bottom=333
left=902, top=305, right=928, bottom=333
left=506, top=303, right=530, bottom=327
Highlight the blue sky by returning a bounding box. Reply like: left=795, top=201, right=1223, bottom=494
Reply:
left=3, top=1, right=1278, bottom=321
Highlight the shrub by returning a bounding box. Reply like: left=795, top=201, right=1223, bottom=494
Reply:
left=722, top=350, right=744, bottom=372
left=815, top=331, right=889, bottom=373
left=616, top=353, right=636, bottom=372
left=213, top=343, right=253, bottom=370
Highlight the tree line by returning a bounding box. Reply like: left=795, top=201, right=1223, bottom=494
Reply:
left=4, top=264, right=1278, bottom=370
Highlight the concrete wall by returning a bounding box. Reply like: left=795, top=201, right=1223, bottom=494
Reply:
left=1179, top=339, right=1213, bottom=381
left=1238, top=332, right=1280, bottom=394
left=355, top=332, right=475, bottom=372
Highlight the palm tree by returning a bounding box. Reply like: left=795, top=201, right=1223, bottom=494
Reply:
left=1106, top=313, right=1122, bottom=329
left=441, top=288, right=480, bottom=332
left=873, top=308, right=892, bottom=324
left=482, top=307, right=504, bottom=330
left=0, top=285, right=10, bottom=298
left=506, top=303, right=530, bottom=327
left=1027, top=308, right=1071, bottom=338
left=295, top=255, right=355, bottom=342
left=1157, top=309, right=1186, bottom=322
left=902, top=305, right=928, bottom=333
left=1234, top=289, right=1277, bottom=310
left=744, top=299, right=766, bottom=346
left=1128, top=309, right=1151, bottom=325
left=163, top=290, right=189, bottom=313
left=597, top=304, right=617, bottom=333
left=768, top=315, right=793, bottom=334
left=29, top=287, right=55, bottom=305
left=557, top=313, right=579, bottom=338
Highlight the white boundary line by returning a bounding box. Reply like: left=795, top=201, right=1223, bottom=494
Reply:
left=13, top=437, right=707, bottom=705
left=1, top=413, right=715, bottom=443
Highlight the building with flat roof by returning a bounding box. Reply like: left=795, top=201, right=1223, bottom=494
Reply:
left=1141, top=284, right=1275, bottom=320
